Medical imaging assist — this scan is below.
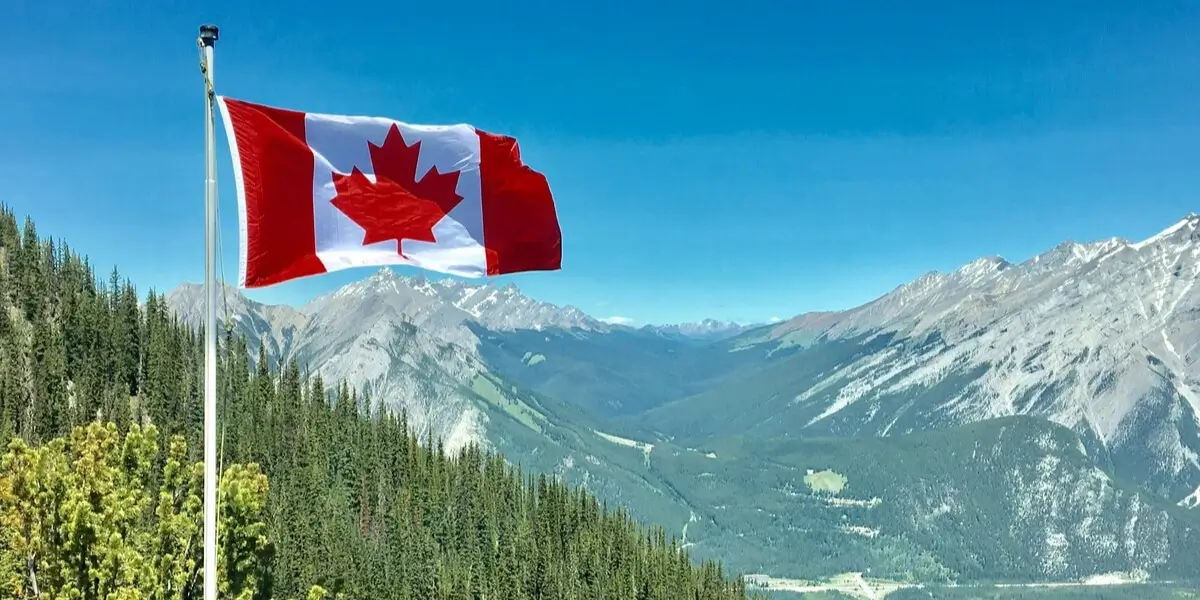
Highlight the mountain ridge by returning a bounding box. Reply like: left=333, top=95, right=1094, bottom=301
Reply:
left=754, top=215, right=1199, bottom=343
left=174, top=215, right=1200, bottom=349
left=169, top=268, right=764, bottom=346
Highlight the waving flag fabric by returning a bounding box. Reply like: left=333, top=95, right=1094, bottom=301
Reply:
left=217, top=96, right=562, bottom=288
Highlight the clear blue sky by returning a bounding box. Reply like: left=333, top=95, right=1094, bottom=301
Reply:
left=4, top=0, right=1199, bottom=325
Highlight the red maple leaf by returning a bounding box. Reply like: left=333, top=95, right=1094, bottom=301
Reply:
left=330, top=124, right=464, bottom=254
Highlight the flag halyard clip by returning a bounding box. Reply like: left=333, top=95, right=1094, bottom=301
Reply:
left=197, top=26, right=218, bottom=99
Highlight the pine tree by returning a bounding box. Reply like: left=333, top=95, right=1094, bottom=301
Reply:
left=17, top=217, right=42, bottom=321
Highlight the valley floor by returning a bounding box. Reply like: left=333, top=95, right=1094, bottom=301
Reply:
left=747, top=571, right=904, bottom=598
left=747, top=571, right=1193, bottom=599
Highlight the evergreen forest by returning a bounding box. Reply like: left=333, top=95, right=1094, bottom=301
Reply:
left=0, top=205, right=756, bottom=600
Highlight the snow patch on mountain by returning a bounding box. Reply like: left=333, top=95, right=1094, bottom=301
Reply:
left=1179, top=485, right=1200, bottom=508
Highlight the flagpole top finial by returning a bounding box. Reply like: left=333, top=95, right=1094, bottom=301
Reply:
left=199, top=24, right=219, bottom=46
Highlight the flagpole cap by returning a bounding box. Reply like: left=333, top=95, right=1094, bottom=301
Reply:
left=199, top=24, right=219, bottom=46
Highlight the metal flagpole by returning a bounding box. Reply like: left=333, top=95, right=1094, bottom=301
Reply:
left=198, top=23, right=220, bottom=600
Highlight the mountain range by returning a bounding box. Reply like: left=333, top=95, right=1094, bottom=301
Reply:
left=649, top=215, right=1200, bottom=503
left=167, top=214, right=1200, bottom=586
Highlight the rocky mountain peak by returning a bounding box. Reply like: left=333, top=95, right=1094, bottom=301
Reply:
left=1026, top=238, right=1126, bottom=267
left=370, top=266, right=400, bottom=282
left=1132, top=213, right=1200, bottom=251
left=641, top=318, right=756, bottom=341
left=170, top=264, right=610, bottom=362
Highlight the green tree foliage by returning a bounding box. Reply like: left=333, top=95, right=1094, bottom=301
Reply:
left=0, top=422, right=277, bottom=599
left=0, top=205, right=754, bottom=600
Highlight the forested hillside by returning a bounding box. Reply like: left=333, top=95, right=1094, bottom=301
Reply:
left=0, top=205, right=755, bottom=599
left=659, top=417, right=1200, bottom=583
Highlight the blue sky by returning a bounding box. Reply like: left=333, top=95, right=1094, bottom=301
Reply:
left=4, top=0, right=1199, bottom=325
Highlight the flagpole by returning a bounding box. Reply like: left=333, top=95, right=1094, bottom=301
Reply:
left=199, top=23, right=220, bottom=600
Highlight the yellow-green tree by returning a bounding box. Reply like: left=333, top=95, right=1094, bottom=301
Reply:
left=0, top=422, right=276, bottom=600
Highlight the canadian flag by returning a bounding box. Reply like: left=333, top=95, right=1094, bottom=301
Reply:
left=216, top=96, right=562, bottom=288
